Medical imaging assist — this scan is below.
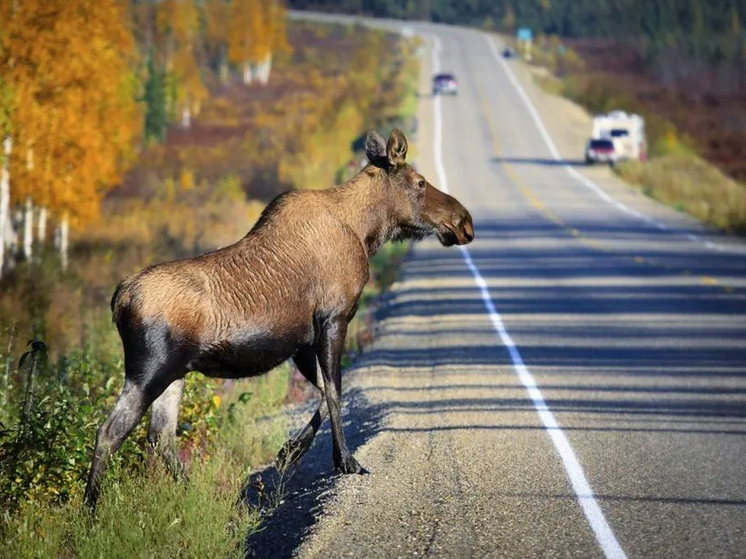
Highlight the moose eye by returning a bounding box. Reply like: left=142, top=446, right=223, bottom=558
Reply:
left=417, top=179, right=425, bottom=188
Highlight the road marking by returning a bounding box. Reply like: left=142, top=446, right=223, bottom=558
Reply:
left=431, top=35, right=628, bottom=559
left=482, top=34, right=743, bottom=255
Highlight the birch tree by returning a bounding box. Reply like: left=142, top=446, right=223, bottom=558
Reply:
left=229, top=0, right=266, bottom=85
left=156, top=0, right=207, bottom=129
left=228, top=0, right=290, bottom=86
left=205, top=0, right=231, bottom=83
left=256, top=0, right=292, bottom=84
left=0, top=46, right=15, bottom=276
left=0, top=0, right=139, bottom=270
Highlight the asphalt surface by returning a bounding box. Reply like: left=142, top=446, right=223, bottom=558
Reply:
left=252, top=15, right=746, bottom=559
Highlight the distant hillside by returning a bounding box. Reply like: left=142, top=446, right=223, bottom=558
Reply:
left=289, top=1, right=746, bottom=64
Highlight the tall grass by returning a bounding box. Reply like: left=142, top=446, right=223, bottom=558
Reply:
left=617, top=154, right=746, bottom=233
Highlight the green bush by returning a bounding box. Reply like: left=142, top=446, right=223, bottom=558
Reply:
left=0, top=338, right=225, bottom=513
left=0, top=364, right=290, bottom=559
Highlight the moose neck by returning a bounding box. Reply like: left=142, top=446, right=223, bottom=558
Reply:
left=333, top=168, right=397, bottom=257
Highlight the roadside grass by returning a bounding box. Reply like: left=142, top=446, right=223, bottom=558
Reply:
left=617, top=154, right=746, bottom=234
left=519, top=35, right=746, bottom=234
left=1, top=368, right=290, bottom=559
left=532, top=70, right=563, bottom=97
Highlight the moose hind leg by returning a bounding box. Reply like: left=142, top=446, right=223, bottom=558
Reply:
left=148, top=378, right=185, bottom=480
left=84, top=380, right=154, bottom=509
left=318, top=317, right=366, bottom=474
left=277, top=347, right=328, bottom=470
left=277, top=401, right=328, bottom=470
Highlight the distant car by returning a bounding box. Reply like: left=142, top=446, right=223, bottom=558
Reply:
left=502, top=47, right=515, bottom=59
left=585, top=138, right=617, bottom=165
left=432, top=73, right=458, bottom=96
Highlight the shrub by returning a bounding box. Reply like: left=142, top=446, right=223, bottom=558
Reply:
left=0, top=340, right=227, bottom=512
left=617, top=153, right=746, bottom=233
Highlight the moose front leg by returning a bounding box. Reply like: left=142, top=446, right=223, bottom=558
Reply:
left=317, top=316, right=367, bottom=474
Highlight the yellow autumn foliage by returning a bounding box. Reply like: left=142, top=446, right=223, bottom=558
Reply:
left=228, top=0, right=290, bottom=72
left=0, top=0, right=139, bottom=226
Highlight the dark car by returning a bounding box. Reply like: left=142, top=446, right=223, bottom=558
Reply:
left=585, top=138, right=617, bottom=165
left=502, top=47, right=516, bottom=59
left=432, top=73, right=458, bottom=95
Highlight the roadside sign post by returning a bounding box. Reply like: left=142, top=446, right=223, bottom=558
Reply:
left=517, top=27, right=533, bottom=61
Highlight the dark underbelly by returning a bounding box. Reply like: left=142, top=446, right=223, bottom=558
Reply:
left=188, top=327, right=313, bottom=379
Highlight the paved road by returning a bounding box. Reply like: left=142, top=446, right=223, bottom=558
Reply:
left=255, top=15, right=746, bottom=559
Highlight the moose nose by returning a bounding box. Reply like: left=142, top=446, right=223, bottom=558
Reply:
left=463, top=219, right=474, bottom=243
left=455, top=212, right=474, bottom=245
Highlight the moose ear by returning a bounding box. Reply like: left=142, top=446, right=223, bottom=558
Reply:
left=365, top=130, right=388, bottom=167
left=387, top=128, right=408, bottom=168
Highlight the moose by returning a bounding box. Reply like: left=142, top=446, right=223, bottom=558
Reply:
left=84, top=128, right=474, bottom=508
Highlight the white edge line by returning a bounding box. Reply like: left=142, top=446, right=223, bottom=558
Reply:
left=431, top=35, right=628, bottom=559
left=482, top=33, right=742, bottom=254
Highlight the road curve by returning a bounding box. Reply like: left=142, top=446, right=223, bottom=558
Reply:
left=259, top=14, right=746, bottom=559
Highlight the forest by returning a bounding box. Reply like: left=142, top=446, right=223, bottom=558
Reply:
left=290, top=0, right=746, bottom=48
left=0, top=0, right=294, bottom=275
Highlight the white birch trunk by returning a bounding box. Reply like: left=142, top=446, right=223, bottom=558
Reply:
left=181, top=106, right=191, bottom=128
left=242, top=62, right=253, bottom=85
left=3, top=216, right=13, bottom=248
left=250, top=63, right=260, bottom=83
left=22, top=196, right=32, bottom=261
left=59, top=213, right=69, bottom=271
left=258, top=54, right=273, bottom=85
left=37, top=206, right=47, bottom=243
left=0, top=136, right=10, bottom=277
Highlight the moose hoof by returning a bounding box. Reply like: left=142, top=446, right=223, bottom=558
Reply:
left=335, top=456, right=369, bottom=475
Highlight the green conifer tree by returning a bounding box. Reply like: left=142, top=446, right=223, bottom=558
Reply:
left=143, top=49, right=168, bottom=145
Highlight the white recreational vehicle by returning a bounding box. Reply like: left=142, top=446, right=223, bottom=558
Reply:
left=585, top=111, right=646, bottom=165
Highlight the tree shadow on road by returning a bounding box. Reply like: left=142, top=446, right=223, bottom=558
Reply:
left=491, top=156, right=589, bottom=167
